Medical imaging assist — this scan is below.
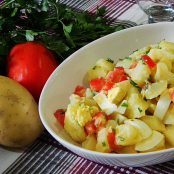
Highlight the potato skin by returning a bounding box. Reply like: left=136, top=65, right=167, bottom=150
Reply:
left=0, top=75, right=44, bottom=147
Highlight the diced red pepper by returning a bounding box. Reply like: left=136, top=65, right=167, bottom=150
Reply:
left=85, top=121, right=97, bottom=134
left=114, top=66, right=125, bottom=75
left=169, top=87, right=174, bottom=102
left=119, top=75, right=128, bottom=82
left=102, top=81, right=115, bottom=95
left=141, top=55, right=156, bottom=69
left=129, top=61, right=138, bottom=69
left=73, top=85, right=86, bottom=97
left=106, top=71, right=120, bottom=83
left=106, top=67, right=125, bottom=83
left=90, top=77, right=105, bottom=92
left=106, top=128, right=122, bottom=150
left=54, top=109, right=65, bottom=126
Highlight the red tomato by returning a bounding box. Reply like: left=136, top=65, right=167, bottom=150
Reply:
left=85, top=121, right=97, bottom=134
left=106, top=128, right=122, bottom=150
left=73, top=85, right=86, bottom=97
left=90, top=77, right=105, bottom=92
left=141, top=55, right=156, bottom=69
left=102, top=81, right=115, bottom=95
left=6, top=41, right=58, bottom=102
left=54, top=109, right=65, bottom=126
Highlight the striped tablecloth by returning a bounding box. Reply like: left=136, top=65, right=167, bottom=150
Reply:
left=1, top=0, right=174, bottom=174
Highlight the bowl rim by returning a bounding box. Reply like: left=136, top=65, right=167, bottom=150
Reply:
left=39, top=22, right=174, bottom=158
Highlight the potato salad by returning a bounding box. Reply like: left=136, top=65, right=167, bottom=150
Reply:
left=54, top=40, right=174, bottom=154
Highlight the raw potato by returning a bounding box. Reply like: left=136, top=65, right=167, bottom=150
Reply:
left=0, top=76, right=44, bottom=147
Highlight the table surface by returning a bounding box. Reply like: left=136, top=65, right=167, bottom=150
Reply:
left=1, top=0, right=174, bottom=174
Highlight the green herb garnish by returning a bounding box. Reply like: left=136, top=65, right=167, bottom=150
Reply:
left=147, top=75, right=152, bottom=81
left=107, top=58, right=114, bottom=63
left=118, top=136, right=125, bottom=141
left=124, top=57, right=132, bottom=60
left=131, top=49, right=138, bottom=54
left=144, top=97, right=147, bottom=101
left=102, top=141, right=106, bottom=147
left=129, top=79, right=141, bottom=92
left=138, top=107, right=142, bottom=113
left=93, top=66, right=97, bottom=70
left=144, top=82, right=149, bottom=90
left=121, top=102, right=128, bottom=107
left=145, top=50, right=150, bottom=54
left=91, top=90, right=98, bottom=96
left=60, top=111, right=65, bottom=114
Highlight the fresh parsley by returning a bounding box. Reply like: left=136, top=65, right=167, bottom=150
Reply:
left=144, top=82, right=149, bottom=90
left=93, top=66, right=97, bottom=70
left=147, top=75, right=152, bottom=81
left=129, top=79, right=141, bottom=92
left=0, top=0, right=125, bottom=75
left=124, top=57, right=132, bottom=60
left=118, top=136, right=125, bottom=141
left=131, top=49, right=138, bottom=55
left=121, top=102, right=128, bottom=107
left=91, top=90, right=98, bottom=96
left=138, top=107, right=142, bottom=113
left=60, top=111, right=65, bottom=114
left=102, top=141, right=106, bottom=147
left=106, top=58, right=114, bottom=63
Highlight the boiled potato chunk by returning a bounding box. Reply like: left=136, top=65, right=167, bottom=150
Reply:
left=88, top=59, right=115, bottom=81
left=0, top=76, right=44, bottom=147
left=131, top=61, right=151, bottom=87
left=95, top=59, right=115, bottom=71
left=154, top=62, right=174, bottom=85
left=96, top=128, right=110, bottom=153
left=64, top=104, right=87, bottom=142
left=159, top=40, right=174, bottom=53
left=115, top=124, right=142, bottom=146
left=135, top=130, right=164, bottom=151
left=105, top=120, right=118, bottom=129
left=88, top=66, right=108, bottom=81
left=125, top=87, right=150, bottom=119
left=116, top=58, right=133, bottom=69
left=114, top=145, right=138, bottom=154
left=159, top=57, right=172, bottom=71
left=148, top=48, right=174, bottom=62
left=109, top=112, right=127, bottom=125
left=142, top=80, right=167, bottom=99
left=140, top=115, right=165, bottom=132
left=162, top=125, right=174, bottom=147
left=82, top=134, right=97, bottom=151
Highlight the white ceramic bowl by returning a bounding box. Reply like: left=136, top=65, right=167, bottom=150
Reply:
left=39, top=22, right=174, bottom=167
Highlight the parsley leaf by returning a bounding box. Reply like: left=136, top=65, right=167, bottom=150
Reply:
left=102, top=141, right=106, bottom=147
left=106, top=58, right=114, bottom=63
left=118, top=136, right=125, bottom=141
left=121, top=102, right=128, bottom=107
left=138, top=107, right=142, bottom=113
left=129, top=79, right=141, bottom=92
